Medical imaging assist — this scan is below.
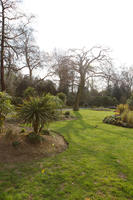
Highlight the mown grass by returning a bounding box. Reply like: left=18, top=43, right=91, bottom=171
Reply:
left=1, top=110, right=133, bottom=199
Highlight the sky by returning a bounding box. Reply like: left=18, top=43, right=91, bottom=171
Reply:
left=22, top=0, right=133, bottom=67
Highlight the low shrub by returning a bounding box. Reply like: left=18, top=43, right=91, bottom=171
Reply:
left=0, top=92, right=14, bottom=133
left=23, top=87, right=36, bottom=98
left=12, top=141, right=20, bottom=148
left=121, top=109, right=129, bottom=123
left=20, top=128, right=25, bottom=133
left=57, top=92, right=66, bottom=104
left=104, top=103, right=133, bottom=128
left=116, top=104, right=129, bottom=114
left=11, top=96, right=23, bottom=106
left=127, top=111, right=133, bottom=127
left=41, top=129, right=50, bottom=135
left=103, top=115, right=127, bottom=127
left=127, top=94, right=133, bottom=110
left=27, top=132, right=44, bottom=144
left=64, top=111, right=70, bottom=116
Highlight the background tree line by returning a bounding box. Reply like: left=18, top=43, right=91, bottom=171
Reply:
left=1, top=0, right=133, bottom=110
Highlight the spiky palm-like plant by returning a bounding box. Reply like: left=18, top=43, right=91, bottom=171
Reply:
left=18, top=94, right=61, bottom=134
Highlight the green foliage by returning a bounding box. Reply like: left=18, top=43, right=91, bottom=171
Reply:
left=20, top=128, right=25, bottom=133
left=121, top=110, right=133, bottom=127
left=0, top=92, right=13, bottom=133
left=67, top=93, right=76, bottom=106
left=103, top=114, right=130, bottom=127
left=41, top=129, right=50, bottom=135
left=46, top=94, right=64, bottom=109
left=12, top=141, right=20, bottom=148
left=103, top=115, right=121, bottom=125
left=35, top=80, right=56, bottom=96
left=83, top=95, right=118, bottom=107
left=23, top=87, right=36, bottom=98
left=0, top=92, right=13, bottom=115
left=0, top=193, right=26, bottom=200
left=104, top=104, right=133, bottom=128
left=64, top=111, right=70, bottom=116
left=27, top=132, right=43, bottom=144
left=121, top=109, right=129, bottom=122
left=18, top=94, right=62, bottom=134
left=127, top=111, right=133, bottom=126
left=15, top=76, right=34, bottom=97
left=57, top=92, right=66, bottom=104
left=112, top=97, right=118, bottom=106
left=11, top=96, right=23, bottom=106
left=127, top=94, right=133, bottom=110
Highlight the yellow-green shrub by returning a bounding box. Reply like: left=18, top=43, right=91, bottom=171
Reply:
left=121, top=109, right=129, bottom=122
left=117, top=104, right=129, bottom=114
left=127, top=111, right=133, bottom=126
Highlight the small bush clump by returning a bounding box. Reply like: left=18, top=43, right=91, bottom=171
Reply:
left=0, top=92, right=14, bottom=133
left=116, top=104, right=129, bottom=114
left=127, top=94, right=133, bottom=110
left=20, top=128, right=25, bottom=133
left=104, top=103, right=133, bottom=128
left=121, top=109, right=129, bottom=123
left=11, top=96, right=23, bottom=106
left=27, top=132, right=44, bottom=144
left=103, top=115, right=127, bottom=127
left=12, top=141, right=20, bottom=148
left=41, top=129, right=50, bottom=135
left=127, top=111, right=133, bottom=127
left=64, top=111, right=70, bottom=116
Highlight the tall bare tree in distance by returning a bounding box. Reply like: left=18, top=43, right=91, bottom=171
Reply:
left=68, top=47, right=112, bottom=111
left=52, top=50, right=74, bottom=95
left=20, top=28, right=44, bottom=80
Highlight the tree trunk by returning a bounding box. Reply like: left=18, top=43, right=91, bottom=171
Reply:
left=33, top=120, right=39, bottom=134
left=73, top=86, right=81, bottom=111
left=0, top=3, right=6, bottom=91
left=29, top=69, right=32, bottom=81
left=73, top=75, right=85, bottom=111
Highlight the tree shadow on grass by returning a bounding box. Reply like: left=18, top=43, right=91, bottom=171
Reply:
left=97, top=125, right=133, bottom=141
left=73, top=111, right=95, bottom=129
left=74, top=111, right=133, bottom=141
left=56, top=111, right=133, bottom=178
left=1, top=111, right=133, bottom=199
left=56, top=111, right=101, bottom=156
left=56, top=111, right=95, bottom=142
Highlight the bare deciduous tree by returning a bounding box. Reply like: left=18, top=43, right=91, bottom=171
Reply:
left=20, top=28, right=44, bottom=80
left=52, top=50, right=74, bottom=94
left=68, top=47, right=112, bottom=111
left=0, top=0, right=33, bottom=90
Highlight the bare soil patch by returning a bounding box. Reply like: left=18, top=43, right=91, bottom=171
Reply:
left=0, top=124, right=68, bottom=163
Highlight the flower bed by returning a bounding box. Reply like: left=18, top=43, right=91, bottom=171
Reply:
left=103, top=115, right=133, bottom=128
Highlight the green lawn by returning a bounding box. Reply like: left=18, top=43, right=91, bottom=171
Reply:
left=1, top=110, right=133, bottom=200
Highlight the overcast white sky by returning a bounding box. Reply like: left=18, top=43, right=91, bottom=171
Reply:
left=22, top=0, right=133, bottom=67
